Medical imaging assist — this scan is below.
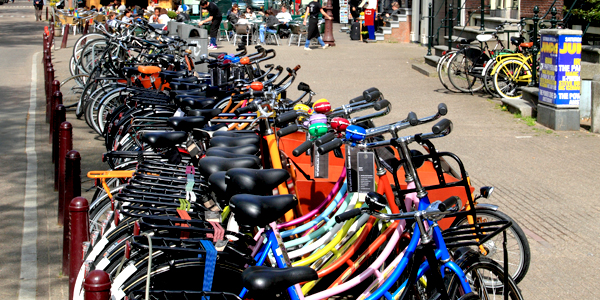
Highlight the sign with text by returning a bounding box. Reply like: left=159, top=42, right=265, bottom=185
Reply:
left=339, top=0, right=349, bottom=23
left=538, top=33, right=582, bottom=106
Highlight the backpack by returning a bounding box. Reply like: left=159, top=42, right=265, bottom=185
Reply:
left=350, top=22, right=361, bottom=40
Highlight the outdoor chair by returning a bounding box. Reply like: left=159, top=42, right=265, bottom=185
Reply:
left=288, top=24, right=306, bottom=47
left=233, top=23, right=253, bottom=46
left=264, top=24, right=280, bottom=46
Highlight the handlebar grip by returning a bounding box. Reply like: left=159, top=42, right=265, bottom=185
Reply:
left=293, top=65, right=301, bottom=71
left=292, top=140, right=314, bottom=157
left=335, top=209, right=362, bottom=223
left=277, top=124, right=299, bottom=137
left=374, top=99, right=390, bottom=111
left=362, top=87, right=379, bottom=97
left=234, top=103, right=257, bottom=116
left=276, top=65, right=284, bottom=72
left=432, top=118, right=452, bottom=134
left=439, top=196, right=460, bottom=212
left=275, top=111, right=298, bottom=126
left=265, top=64, right=274, bottom=69
left=314, top=132, right=336, bottom=147
left=349, top=95, right=365, bottom=104
left=407, top=112, right=418, bottom=126
left=363, top=90, right=381, bottom=102
left=438, top=103, right=448, bottom=116
left=317, top=138, right=343, bottom=155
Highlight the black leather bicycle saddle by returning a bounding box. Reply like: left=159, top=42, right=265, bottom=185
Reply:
left=187, top=108, right=222, bottom=119
left=197, top=156, right=260, bottom=178
left=206, top=144, right=260, bottom=156
left=208, top=171, right=228, bottom=201
left=229, top=194, right=297, bottom=227
left=242, top=266, right=318, bottom=296
left=167, top=116, right=208, bottom=132
left=141, top=131, right=187, bottom=149
left=209, top=135, right=261, bottom=148
left=204, top=149, right=261, bottom=166
left=212, top=130, right=256, bottom=137
left=225, top=168, right=290, bottom=196
left=177, top=98, right=216, bottom=111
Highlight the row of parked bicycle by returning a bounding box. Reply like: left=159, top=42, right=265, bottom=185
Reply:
left=440, top=22, right=537, bottom=100
left=63, top=17, right=531, bottom=300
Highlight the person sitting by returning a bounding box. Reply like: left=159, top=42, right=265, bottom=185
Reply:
left=276, top=5, right=292, bottom=37
left=90, top=5, right=97, bottom=12
left=227, top=4, right=240, bottom=25
left=244, top=7, right=256, bottom=20
left=121, top=9, right=133, bottom=24
left=259, top=9, right=279, bottom=44
left=148, top=7, right=161, bottom=23
left=107, top=12, right=118, bottom=29
left=237, top=14, right=249, bottom=24
left=176, top=5, right=191, bottom=22
left=158, top=8, right=171, bottom=24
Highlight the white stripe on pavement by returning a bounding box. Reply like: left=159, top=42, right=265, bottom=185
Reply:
left=18, top=51, right=39, bottom=300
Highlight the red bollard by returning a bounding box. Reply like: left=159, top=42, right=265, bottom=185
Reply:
left=43, top=49, right=49, bottom=66
left=83, top=270, right=111, bottom=300
left=69, top=197, right=90, bottom=300
left=46, top=64, right=54, bottom=123
left=43, top=33, right=48, bottom=52
left=52, top=104, right=66, bottom=164
left=64, top=151, right=82, bottom=279
left=50, top=82, right=62, bottom=143
left=83, top=22, right=89, bottom=35
left=57, top=122, right=73, bottom=219
left=61, top=24, right=70, bottom=49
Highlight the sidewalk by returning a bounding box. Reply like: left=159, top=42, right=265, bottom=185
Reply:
left=44, top=24, right=600, bottom=299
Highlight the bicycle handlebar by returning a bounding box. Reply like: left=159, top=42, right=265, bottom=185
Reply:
left=292, top=140, right=314, bottom=157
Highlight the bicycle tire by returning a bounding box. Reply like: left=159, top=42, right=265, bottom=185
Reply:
left=447, top=250, right=524, bottom=300
left=450, top=209, right=530, bottom=284
left=447, top=52, right=484, bottom=93
left=60, top=74, right=90, bottom=109
left=438, top=52, right=459, bottom=93
left=493, top=59, right=532, bottom=99
left=72, top=33, right=107, bottom=62
left=482, top=59, right=500, bottom=98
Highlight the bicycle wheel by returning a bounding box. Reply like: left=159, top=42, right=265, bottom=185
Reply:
left=447, top=251, right=524, bottom=300
left=447, top=52, right=481, bottom=93
left=482, top=59, right=500, bottom=98
left=493, top=59, right=532, bottom=99
left=438, top=52, right=459, bottom=93
left=72, top=33, right=106, bottom=62
left=450, top=209, right=530, bottom=283
left=60, top=74, right=90, bottom=109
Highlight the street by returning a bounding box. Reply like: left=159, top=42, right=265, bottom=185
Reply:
left=2, top=1, right=600, bottom=299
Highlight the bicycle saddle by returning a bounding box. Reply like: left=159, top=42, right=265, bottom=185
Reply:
left=242, top=266, right=318, bottom=296
left=170, top=76, right=199, bottom=83
left=225, top=168, right=290, bottom=196
left=187, top=108, right=222, bottom=119
left=141, top=131, right=187, bottom=149
left=138, top=65, right=162, bottom=75
left=458, top=38, right=476, bottom=44
left=177, top=98, right=216, bottom=110
left=209, top=135, right=261, bottom=148
left=197, top=156, right=260, bottom=178
left=229, top=194, right=297, bottom=227
left=476, top=34, right=493, bottom=42
left=169, top=81, right=208, bottom=91
left=170, top=89, right=206, bottom=98
left=167, top=116, right=209, bottom=132
left=204, top=149, right=261, bottom=166
left=520, top=42, right=534, bottom=48
left=209, top=52, right=227, bottom=58
left=205, top=144, right=260, bottom=156
left=212, top=130, right=256, bottom=137
left=510, top=36, right=525, bottom=46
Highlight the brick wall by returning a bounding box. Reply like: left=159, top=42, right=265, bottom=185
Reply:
left=520, top=0, right=564, bottom=19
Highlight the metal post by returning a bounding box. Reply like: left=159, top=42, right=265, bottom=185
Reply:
left=323, top=0, right=335, bottom=46
left=479, top=0, right=485, bottom=31
left=63, top=150, right=82, bottom=277
left=455, top=0, right=461, bottom=26
left=427, top=2, right=433, bottom=56
left=53, top=104, right=66, bottom=164
left=448, top=3, right=454, bottom=50
left=61, top=24, right=70, bottom=49
left=550, top=6, right=558, bottom=29
left=57, top=122, right=73, bottom=218
left=530, top=6, right=540, bottom=87
left=46, top=64, right=54, bottom=123
left=83, top=270, right=111, bottom=300
left=50, top=81, right=61, bottom=143
left=69, top=196, right=89, bottom=300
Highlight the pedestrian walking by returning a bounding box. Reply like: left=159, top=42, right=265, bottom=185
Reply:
left=198, top=0, right=222, bottom=50
left=302, top=0, right=333, bottom=51
left=33, top=0, right=44, bottom=21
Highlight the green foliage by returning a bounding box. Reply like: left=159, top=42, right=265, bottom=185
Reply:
left=168, top=11, right=177, bottom=19
left=566, top=0, right=600, bottom=22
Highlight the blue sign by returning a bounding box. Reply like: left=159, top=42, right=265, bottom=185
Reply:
left=538, top=34, right=582, bottom=106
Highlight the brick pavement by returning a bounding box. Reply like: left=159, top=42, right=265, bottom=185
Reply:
left=41, top=24, right=600, bottom=299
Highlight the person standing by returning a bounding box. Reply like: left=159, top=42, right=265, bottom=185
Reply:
left=33, top=0, right=43, bottom=21
left=198, top=0, right=222, bottom=50
left=302, top=0, right=333, bottom=51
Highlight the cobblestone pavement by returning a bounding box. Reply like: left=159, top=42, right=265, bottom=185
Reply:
left=14, top=19, right=600, bottom=299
